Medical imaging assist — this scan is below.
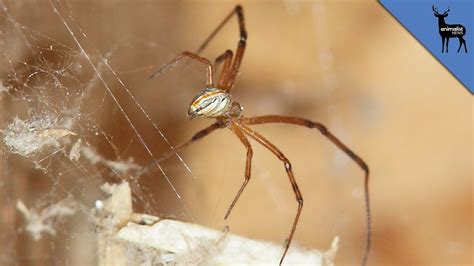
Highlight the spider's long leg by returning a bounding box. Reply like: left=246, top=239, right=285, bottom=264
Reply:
left=193, top=5, right=247, bottom=92
left=195, top=5, right=247, bottom=55
left=138, top=121, right=224, bottom=176
left=225, top=37, right=246, bottom=92
left=237, top=123, right=303, bottom=266
left=243, top=115, right=371, bottom=266
left=225, top=6, right=246, bottom=92
left=149, top=51, right=214, bottom=86
left=214, top=50, right=234, bottom=87
left=224, top=124, right=253, bottom=219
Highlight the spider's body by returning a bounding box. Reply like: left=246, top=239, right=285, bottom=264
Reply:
left=150, top=5, right=371, bottom=266
left=188, top=88, right=237, bottom=118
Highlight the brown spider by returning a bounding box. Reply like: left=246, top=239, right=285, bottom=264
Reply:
left=149, top=5, right=371, bottom=266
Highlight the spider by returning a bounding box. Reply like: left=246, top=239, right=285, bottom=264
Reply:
left=149, top=5, right=371, bottom=266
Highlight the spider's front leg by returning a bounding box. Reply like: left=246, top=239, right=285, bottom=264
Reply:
left=195, top=5, right=247, bottom=55
left=149, top=51, right=214, bottom=86
left=193, top=5, right=247, bottom=92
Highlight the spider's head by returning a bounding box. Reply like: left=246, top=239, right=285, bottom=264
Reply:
left=188, top=88, right=233, bottom=119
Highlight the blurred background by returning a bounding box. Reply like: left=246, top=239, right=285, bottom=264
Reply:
left=0, top=0, right=471, bottom=265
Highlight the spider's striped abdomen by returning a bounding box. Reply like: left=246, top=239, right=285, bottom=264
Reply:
left=188, top=88, right=232, bottom=118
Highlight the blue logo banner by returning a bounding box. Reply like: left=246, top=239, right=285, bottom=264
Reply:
left=379, top=0, right=473, bottom=94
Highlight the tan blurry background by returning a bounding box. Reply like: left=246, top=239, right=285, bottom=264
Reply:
left=0, top=0, right=472, bottom=265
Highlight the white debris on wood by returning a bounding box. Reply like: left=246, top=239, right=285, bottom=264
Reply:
left=118, top=219, right=334, bottom=265
left=323, top=236, right=340, bottom=266
left=100, top=182, right=133, bottom=225
left=96, top=182, right=171, bottom=266
left=97, top=181, right=337, bottom=265
left=96, top=182, right=134, bottom=266
left=2, top=114, right=75, bottom=156
left=16, top=198, right=77, bottom=240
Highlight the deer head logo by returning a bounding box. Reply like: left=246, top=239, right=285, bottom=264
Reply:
left=432, top=5, right=468, bottom=53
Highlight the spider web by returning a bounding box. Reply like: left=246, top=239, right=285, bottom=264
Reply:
left=0, top=1, right=209, bottom=264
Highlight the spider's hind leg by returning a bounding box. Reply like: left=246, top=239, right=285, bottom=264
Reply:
left=149, top=51, right=214, bottom=86
left=137, top=121, right=224, bottom=176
